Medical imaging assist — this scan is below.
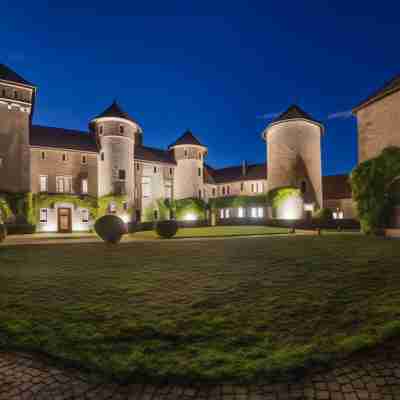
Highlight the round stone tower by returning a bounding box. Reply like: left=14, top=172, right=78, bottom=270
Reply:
left=262, top=105, right=324, bottom=211
left=168, top=130, right=207, bottom=200
left=90, top=101, right=142, bottom=211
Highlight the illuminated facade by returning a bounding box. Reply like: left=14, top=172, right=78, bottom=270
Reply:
left=0, top=64, right=354, bottom=232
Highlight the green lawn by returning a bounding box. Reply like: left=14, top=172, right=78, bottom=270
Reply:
left=1, top=235, right=400, bottom=382
left=131, top=225, right=289, bottom=240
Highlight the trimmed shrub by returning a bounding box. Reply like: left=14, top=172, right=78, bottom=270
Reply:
left=312, top=208, right=333, bottom=224
left=0, top=223, right=7, bottom=243
left=5, top=224, right=36, bottom=235
left=155, top=220, right=179, bottom=239
left=94, top=215, right=126, bottom=244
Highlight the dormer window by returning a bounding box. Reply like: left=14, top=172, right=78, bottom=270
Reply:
left=119, top=125, right=124, bottom=134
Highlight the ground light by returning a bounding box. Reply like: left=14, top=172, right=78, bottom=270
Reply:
left=184, top=213, right=197, bottom=221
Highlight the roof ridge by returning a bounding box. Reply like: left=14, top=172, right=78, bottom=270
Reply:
left=32, top=124, right=90, bottom=134
left=0, top=63, right=34, bottom=86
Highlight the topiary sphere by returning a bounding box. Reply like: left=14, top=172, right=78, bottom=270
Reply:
left=0, top=223, right=7, bottom=243
left=95, top=215, right=127, bottom=244
left=155, top=220, right=179, bottom=239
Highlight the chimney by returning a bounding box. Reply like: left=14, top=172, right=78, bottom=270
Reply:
left=242, top=160, right=247, bottom=176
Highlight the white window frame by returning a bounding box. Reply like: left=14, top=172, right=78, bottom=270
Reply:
left=39, top=175, right=48, bottom=192
left=56, top=176, right=64, bottom=193
left=56, top=176, right=72, bottom=193
left=82, top=178, right=88, bottom=194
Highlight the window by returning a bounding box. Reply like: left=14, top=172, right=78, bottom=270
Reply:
left=41, top=151, right=46, bottom=160
left=118, top=169, right=126, bottom=181
left=333, top=209, right=344, bottom=220
left=142, top=177, right=151, bottom=198
left=301, top=181, right=307, bottom=195
left=14, top=90, right=18, bottom=99
left=240, top=182, right=244, bottom=192
left=238, top=207, right=244, bottom=218
left=251, top=207, right=264, bottom=218
left=40, top=208, right=48, bottom=223
left=56, top=176, right=72, bottom=193
left=81, top=209, right=89, bottom=223
left=184, top=149, right=188, bottom=158
left=123, top=202, right=128, bottom=211
left=227, top=186, right=230, bottom=195
left=109, top=202, right=117, bottom=214
left=258, top=207, right=264, bottom=218
left=64, top=177, right=72, bottom=193
left=99, top=125, right=103, bottom=135
left=220, top=209, right=224, bottom=219
left=198, top=189, right=202, bottom=199
left=61, top=153, right=67, bottom=162
left=251, top=183, right=254, bottom=193
left=1, top=89, right=5, bottom=98
left=212, top=188, right=216, bottom=197
left=154, top=210, right=158, bottom=220
left=39, top=175, right=48, bottom=192
left=82, top=178, right=88, bottom=194
left=198, top=168, right=202, bottom=177
left=101, top=152, right=105, bottom=161
left=56, top=176, right=64, bottom=193
left=153, top=166, right=157, bottom=174
left=119, top=125, right=124, bottom=134
left=165, top=183, right=172, bottom=199
left=136, top=163, right=140, bottom=171
left=81, top=154, right=87, bottom=165
left=222, top=186, right=226, bottom=196
left=170, top=168, right=173, bottom=176
left=225, top=209, right=230, bottom=218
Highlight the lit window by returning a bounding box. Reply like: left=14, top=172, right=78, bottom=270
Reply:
left=41, top=151, right=46, bottom=160
left=81, top=209, right=89, bottom=223
left=56, top=177, right=72, bottom=193
left=333, top=209, right=344, bottom=219
left=251, top=207, right=257, bottom=218
left=142, top=176, right=151, bottom=198
left=238, top=207, right=244, bottom=218
left=119, top=125, right=124, bottom=134
left=258, top=207, right=264, bottom=218
left=56, top=177, right=64, bottom=193
left=40, top=208, right=48, bottom=223
left=220, top=209, right=224, bottom=219
left=40, top=175, right=48, bottom=192
left=118, top=169, right=126, bottom=181
left=225, top=208, right=230, bottom=218
left=109, top=202, right=117, bottom=214
left=81, top=154, right=87, bottom=164
left=82, top=179, right=88, bottom=194
left=62, top=153, right=67, bottom=162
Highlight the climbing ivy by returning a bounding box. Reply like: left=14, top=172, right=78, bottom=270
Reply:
left=267, top=187, right=302, bottom=217
left=97, top=194, right=130, bottom=218
left=209, top=194, right=267, bottom=210
left=350, top=146, right=400, bottom=234
left=0, top=192, right=34, bottom=224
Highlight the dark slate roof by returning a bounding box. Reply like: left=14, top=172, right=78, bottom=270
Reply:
left=0, top=64, right=34, bottom=86
left=205, top=163, right=267, bottom=184
left=30, top=125, right=98, bottom=152
left=92, top=100, right=140, bottom=125
left=271, top=104, right=321, bottom=125
left=134, top=145, right=176, bottom=165
left=353, top=74, right=400, bottom=112
left=322, top=174, right=352, bottom=200
left=169, top=130, right=205, bottom=148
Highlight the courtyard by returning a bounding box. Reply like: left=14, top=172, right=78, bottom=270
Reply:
left=1, top=234, right=399, bottom=383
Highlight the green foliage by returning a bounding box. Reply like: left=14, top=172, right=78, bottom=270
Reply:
left=351, top=146, right=400, bottom=234
left=155, top=220, right=179, bottom=238
left=267, top=187, right=301, bottom=217
left=94, top=214, right=126, bottom=244
left=0, top=197, right=12, bottom=223
left=209, top=194, right=267, bottom=210
left=0, top=223, right=6, bottom=242
left=313, top=208, right=333, bottom=223
left=0, top=192, right=35, bottom=225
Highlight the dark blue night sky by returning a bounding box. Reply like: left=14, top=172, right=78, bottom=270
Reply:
left=2, top=1, right=399, bottom=175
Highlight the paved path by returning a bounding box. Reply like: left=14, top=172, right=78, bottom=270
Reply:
left=1, top=339, right=400, bottom=399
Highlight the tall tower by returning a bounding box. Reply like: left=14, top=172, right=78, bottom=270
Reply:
left=0, top=64, right=36, bottom=193
left=90, top=101, right=141, bottom=212
left=262, top=105, right=324, bottom=209
left=169, top=130, right=207, bottom=200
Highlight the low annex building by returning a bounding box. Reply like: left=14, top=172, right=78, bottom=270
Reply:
left=0, top=63, right=359, bottom=232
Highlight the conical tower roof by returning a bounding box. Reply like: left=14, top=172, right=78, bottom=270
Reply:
left=271, top=104, right=320, bottom=125
left=92, top=100, right=139, bottom=125
left=168, top=130, right=205, bottom=148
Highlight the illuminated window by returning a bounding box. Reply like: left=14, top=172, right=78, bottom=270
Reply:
left=225, top=209, right=230, bottom=218
left=333, top=209, right=344, bottom=219
left=238, top=207, right=244, bottom=218
left=40, top=175, right=48, bottom=192
left=220, top=209, right=224, bottom=219
left=251, top=207, right=257, bottom=218
left=40, top=208, right=48, bottom=223
left=81, top=209, right=89, bottom=223
left=82, top=179, right=88, bottom=194
left=81, top=154, right=87, bottom=164
left=258, top=207, right=264, bottom=218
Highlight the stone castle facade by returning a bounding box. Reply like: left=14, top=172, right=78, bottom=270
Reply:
left=1, top=63, right=397, bottom=232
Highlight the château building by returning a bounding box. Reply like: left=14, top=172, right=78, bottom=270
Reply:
left=0, top=63, right=361, bottom=232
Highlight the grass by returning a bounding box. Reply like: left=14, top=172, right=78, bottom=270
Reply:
left=0, top=234, right=399, bottom=382
left=131, top=225, right=289, bottom=240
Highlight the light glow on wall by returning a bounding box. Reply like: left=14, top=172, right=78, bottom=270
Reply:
left=277, top=196, right=304, bottom=220
left=121, top=214, right=130, bottom=223
left=184, top=213, right=197, bottom=221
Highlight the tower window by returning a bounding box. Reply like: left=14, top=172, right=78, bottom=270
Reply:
left=198, top=167, right=202, bottom=177
left=240, top=182, right=244, bottom=192
left=101, top=152, right=105, bottom=161
left=99, top=125, right=103, bottom=135
left=118, top=169, right=126, bottom=181
left=119, top=125, right=124, bottom=134
left=82, top=179, right=88, bottom=194
left=61, top=153, right=68, bottom=162
left=14, top=91, right=18, bottom=99
left=41, top=151, right=46, bottom=160
left=301, top=181, right=307, bottom=194
left=81, top=154, right=87, bottom=165
left=154, top=166, right=157, bottom=174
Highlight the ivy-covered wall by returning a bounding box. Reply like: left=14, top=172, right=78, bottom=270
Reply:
left=209, top=194, right=268, bottom=210
left=267, top=187, right=302, bottom=218
left=0, top=192, right=34, bottom=224
left=351, top=146, right=400, bottom=234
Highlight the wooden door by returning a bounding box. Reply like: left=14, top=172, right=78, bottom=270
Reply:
left=58, top=208, right=72, bottom=233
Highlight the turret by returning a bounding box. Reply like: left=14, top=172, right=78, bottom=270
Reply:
left=262, top=105, right=324, bottom=211
left=168, top=130, right=207, bottom=200
left=90, top=101, right=141, bottom=209
left=0, top=64, right=36, bottom=193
